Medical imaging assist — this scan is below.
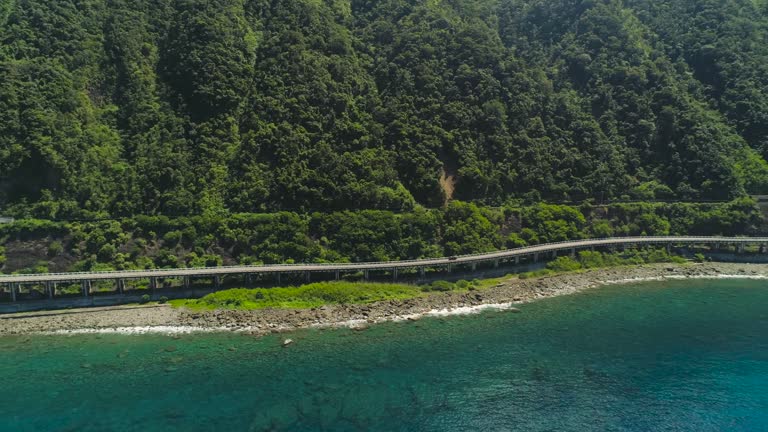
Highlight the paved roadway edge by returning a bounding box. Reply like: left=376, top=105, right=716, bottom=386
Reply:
left=3, top=236, right=768, bottom=284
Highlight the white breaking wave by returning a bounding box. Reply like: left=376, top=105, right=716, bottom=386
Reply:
left=41, top=326, right=230, bottom=335
left=319, top=302, right=519, bottom=329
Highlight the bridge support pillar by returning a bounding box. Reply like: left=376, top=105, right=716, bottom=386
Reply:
left=364, top=270, right=369, bottom=281
left=761, top=244, right=767, bottom=254
left=82, top=280, right=90, bottom=297
left=419, top=267, right=425, bottom=279
left=570, top=248, right=576, bottom=258
left=117, top=279, right=124, bottom=295
left=471, top=263, right=477, bottom=271
left=150, top=277, right=159, bottom=292
left=245, top=274, right=253, bottom=286
left=494, top=260, right=499, bottom=268
left=552, top=250, right=557, bottom=259
left=514, top=256, right=519, bottom=265
left=533, top=253, right=538, bottom=263
left=335, top=270, right=340, bottom=281
left=666, top=244, right=671, bottom=254
left=447, top=264, right=452, bottom=274
left=10, top=283, right=17, bottom=302
left=305, top=272, right=311, bottom=283
left=393, top=269, right=398, bottom=282
left=276, top=273, right=281, bottom=285
left=737, top=243, right=745, bottom=254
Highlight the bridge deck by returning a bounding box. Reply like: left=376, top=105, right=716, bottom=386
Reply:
left=1, top=236, right=766, bottom=284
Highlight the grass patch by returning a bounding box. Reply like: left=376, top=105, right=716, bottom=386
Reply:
left=171, top=249, right=692, bottom=311
left=172, top=282, right=430, bottom=310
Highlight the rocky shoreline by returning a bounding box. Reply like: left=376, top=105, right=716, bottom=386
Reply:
left=2, top=262, right=768, bottom=336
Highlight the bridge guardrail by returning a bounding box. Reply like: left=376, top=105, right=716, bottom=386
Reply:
left=2, top=236, right=767, bottom=282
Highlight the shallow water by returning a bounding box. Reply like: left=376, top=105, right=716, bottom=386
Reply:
left=2, top=279, right=768, bottom=431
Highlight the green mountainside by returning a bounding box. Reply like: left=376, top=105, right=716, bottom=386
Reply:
left=2, top=0, right=768, bottom=219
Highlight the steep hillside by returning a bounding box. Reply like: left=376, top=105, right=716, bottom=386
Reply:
left=1, top=0, right=767, bottom=218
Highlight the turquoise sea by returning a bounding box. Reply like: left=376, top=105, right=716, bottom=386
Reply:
left=2, top=279, right=768, bottom=431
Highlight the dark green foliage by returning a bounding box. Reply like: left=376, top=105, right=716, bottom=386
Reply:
left=0, top=0, right=767, bottom=216
left=442, top=202, right=502, bottom=255
left=0, top=199, right=760, bottom=274
left=424, top=281, right=455, bottom=292
left=625, top=0, right=768, bottom=156
left=541, top=247, right=686, bottom=275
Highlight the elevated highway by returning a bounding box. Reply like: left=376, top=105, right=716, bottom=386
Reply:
left=2, top=236, right=767, bottom=302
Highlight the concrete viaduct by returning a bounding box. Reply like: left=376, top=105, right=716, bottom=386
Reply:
left=2, top=236, right=768, bottom=303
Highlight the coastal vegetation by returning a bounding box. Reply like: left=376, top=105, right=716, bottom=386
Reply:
left=172, top=247, right=689, bottom=310
left=0, top=199, right=758, bottom=274
left=171, top=282, right=428, bottom=310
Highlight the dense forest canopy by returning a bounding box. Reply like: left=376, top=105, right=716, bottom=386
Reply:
left=1, top=0, right=768, bottom=218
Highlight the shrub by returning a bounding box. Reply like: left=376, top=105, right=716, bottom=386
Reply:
left=646, top=249, right=671, bottom=263
left=181, top=226, right=197, bottom=244
left=578, top=251, right=605, bottom=268
left=669, top=256, right=687, bottom=264
left=546, top=256, right=582, bottom=272
left=159, top=296, right=169, bottom=304
left=97, top=244, right=117, bottom=262
left=163, top=230, right=182, bottom=245
left=590, top=220, right=614, bottom=238
left=140, top=294, right=151, bottom=304
left=47, top=241, right=64, bottom=257
left=602, top=253, right=624, bottom=266
left=506, top=233, right=527, bottom=248
left=16, top=261, right=49, bottom=274
left=155, top=249, right=179, bottom=268
left=694, top=253, right=706, bottom=263
left=456, top=279, right=470, bottom=289
left=427, top=281, right=454, bottom=292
